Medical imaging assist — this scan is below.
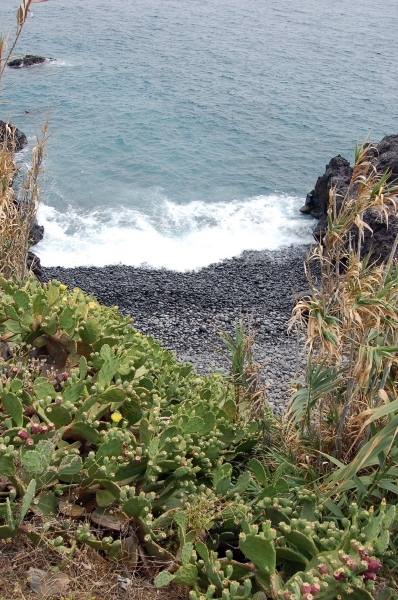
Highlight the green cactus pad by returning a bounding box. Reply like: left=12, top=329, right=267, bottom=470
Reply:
left=35, top=491, right=58, bottom=515
left=1, top=392, right=23, bottom=427
left=154, top=570, right=175, bottom=588
left=173, top=564, right=198, bottom=586
left=0, top=454, right=16, bottom=478
left=239, top=534, right=276, bottom=575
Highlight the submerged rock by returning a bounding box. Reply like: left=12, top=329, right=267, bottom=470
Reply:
left=301, top=134, right=398, bottom=261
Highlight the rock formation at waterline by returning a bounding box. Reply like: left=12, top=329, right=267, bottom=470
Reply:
left=0, top=120, right=27, bottom=152
left=8, top=55, right=48, bottom=68
left=301, top=134, right=398, bottom=262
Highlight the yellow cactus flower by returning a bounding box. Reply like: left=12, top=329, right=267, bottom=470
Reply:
left=134, top=332, right=142, bottom=337
left=59, top=284, right=67, bottom=291
left=88, top=301, right=96, bottom=309
left=111, top=411, right=122, bottom=423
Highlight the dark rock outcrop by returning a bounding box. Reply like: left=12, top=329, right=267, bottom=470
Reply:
left=8, top=55, right=46, bottom=68
left=300, top=155, right=353, bottom=220
left=0, top=120, right=27, bottom=152
left=29, top=222, right=44, bottom=246
left=301, top=134, right=398, bottom=261
left=27, top=251, right=43, bottom=279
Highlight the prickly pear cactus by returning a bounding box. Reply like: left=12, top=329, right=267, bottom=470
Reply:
left=0, top=276, right=396, bottom=600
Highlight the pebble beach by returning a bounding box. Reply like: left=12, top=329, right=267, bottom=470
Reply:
left=42, top=245, right=315, bottom=412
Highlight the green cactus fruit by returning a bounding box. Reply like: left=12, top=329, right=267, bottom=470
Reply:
left=2, top=392, right=23, bottom=427
left=154, top=570, right=175, bottom=587
left=239, top=533, right=276, bottom=575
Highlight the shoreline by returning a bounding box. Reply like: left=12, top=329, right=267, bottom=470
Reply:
left=41, top=244, right=314, bottom=411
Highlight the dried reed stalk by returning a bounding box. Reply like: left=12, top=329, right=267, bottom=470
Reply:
left=287, top=144, right=398, bottom=464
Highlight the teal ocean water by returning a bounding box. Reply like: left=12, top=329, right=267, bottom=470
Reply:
left=1, top=0, right=397, bottom=269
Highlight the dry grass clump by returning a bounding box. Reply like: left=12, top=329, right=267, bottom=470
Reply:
left=0, top=536, right=189, bottom=600
left=287, top=143, right=398, bottom=468
left=0, top=121, right=47, bottom=282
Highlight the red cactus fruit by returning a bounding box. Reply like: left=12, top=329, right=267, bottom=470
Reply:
left=362, top=571, right=376, bottom=581
left=318, top=564, right=329, bottom=575
left=301, top=583, right=312, bottom=595
left=366, top=559, right=381, bottom=572
left=333, top=569, right=344, bottom=581
left=17, top=429, right=29, bottom=440
left=26, top=438, right=35, bottom=446
left=311, top=583, right=321, bottom=594
left=61, top=371, right=69, bottom=381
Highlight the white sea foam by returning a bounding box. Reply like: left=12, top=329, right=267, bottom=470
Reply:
left=34, top=195, right=314, bottom=271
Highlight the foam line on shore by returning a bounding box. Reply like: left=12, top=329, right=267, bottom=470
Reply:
left=34, top=194, right=315, bottom=270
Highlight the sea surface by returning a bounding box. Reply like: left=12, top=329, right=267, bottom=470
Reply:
left=1, top=0, right=397, bottom=270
